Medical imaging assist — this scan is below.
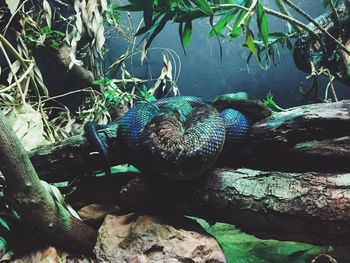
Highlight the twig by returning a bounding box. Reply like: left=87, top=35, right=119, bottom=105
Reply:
left=0, top=63, right=35, bottom=93
left=263, top=8, right=320, bottom=40
left=273, top=0, right=301, bottom=32
left=179, top=2, right=350, bottom=56
left=41, top=88, right=100, bottom=103
left=238, top=0, right=258, bottom=27
left=0, top=34, right=32, bottom=65
left=1, top=0, right=28, bottom=35
left=201, top=4, right=322, bottom=42
left=324, top=69, right=338, bottom=102
left=282, top=0, right=350, bottom=56
left=0, top=42, right=26, bottom=103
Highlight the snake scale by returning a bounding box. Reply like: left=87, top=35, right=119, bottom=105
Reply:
left=84, top=92, right=271, bottom=180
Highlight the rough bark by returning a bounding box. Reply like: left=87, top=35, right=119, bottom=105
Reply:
left=239, top=100, right=350, bottom=171
left=0, top=111, right=97, bottom=255
left=66, top=168, right=350, bottom=246
left=28, top=133, right=99, bottom=182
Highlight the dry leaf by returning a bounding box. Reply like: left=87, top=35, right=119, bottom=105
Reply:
left=43, top=0, right=52, bottom=28
left=5, top=104, right=50, bottom=150
left=4, top=0, right=20, bottom=15
left=6, top=61, right=21, bottom=85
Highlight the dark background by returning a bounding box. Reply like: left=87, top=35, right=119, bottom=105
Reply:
left=105, top=0, right=350, bottom=108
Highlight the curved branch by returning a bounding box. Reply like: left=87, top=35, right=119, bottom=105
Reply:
left=0, top=111, right=97, bottom=255
left=282, top=0, right=350, bottom=56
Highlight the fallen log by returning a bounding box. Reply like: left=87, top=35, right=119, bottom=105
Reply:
left=240, top=100, right=350, bottom=171
left=28, top=100, right=350, bottom=182
left=24, top=100, right=350, bottom=245
left=66, top=168, right=350, bottom=246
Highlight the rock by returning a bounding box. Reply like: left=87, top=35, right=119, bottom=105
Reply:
left=9, top=246, right=95, bottom=262
left=94, top=214, right=227, bottom=263
left=78, top=204, right=120, bottom=226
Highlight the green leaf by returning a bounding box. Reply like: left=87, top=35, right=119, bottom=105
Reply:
left=245, top=28, right=259, bottom=62
left=179, top=23, right=186, bottom=54
left=0, top=218, right=10, bottom=231
left=145, top=14, right=171, bottom=50
left=0, top=237, right=7, bottom=254
left=135, top=12, right=163, bottom=36
left=229, top=9, right=247, bottom=40
left=256, top=1, right=269, bottom=47
left=189, top=0, right=213, bottom=15
left=116, top=4, right=144, bottom=11
left=209, top=16, right=223, bottom=61
left=182, top=19, right=193, bottom=47
left=208, top=10, right=237, bottom=39
left=191, top=218, right=327, bottom=263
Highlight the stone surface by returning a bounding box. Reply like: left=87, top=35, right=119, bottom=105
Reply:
left=94, top=214, right=227, bottom=263
left=9, top=246, right=95, bottom=263
left=78, top=204, right=120, bottom=226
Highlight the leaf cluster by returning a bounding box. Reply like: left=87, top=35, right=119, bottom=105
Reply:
left=24, top=25, right=65, bottom=50
left=118, top=0, right=276, bottom=66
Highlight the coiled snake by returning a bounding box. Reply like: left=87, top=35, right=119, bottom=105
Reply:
left=84, top=92, right=271, bottom=180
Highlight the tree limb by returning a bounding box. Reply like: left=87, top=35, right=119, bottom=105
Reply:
left=28, top=100, right=350, bottom=183
left=66, top=168, right=350, bottom=246
left=0, top=110, right=97, bottom=255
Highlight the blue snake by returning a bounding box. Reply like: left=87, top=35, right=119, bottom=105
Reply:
left=84, top=92, right=271, bottom=180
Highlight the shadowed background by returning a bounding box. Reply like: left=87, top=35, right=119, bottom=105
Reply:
left=105, top=0, right=350, bottom=108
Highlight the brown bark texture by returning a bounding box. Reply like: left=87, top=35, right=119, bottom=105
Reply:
left=65, top=167, right=350, bottom=246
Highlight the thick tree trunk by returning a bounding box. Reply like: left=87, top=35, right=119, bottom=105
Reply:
left=121, top=168, right=350, bottom=246
left=0, top=111, right=97, bottom=255
left=66, top=168, right=350, bottom=246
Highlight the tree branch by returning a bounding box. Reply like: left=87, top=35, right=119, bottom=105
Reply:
left=28, top=100, right=350, bottom=183
left=66, top=168, right=350, bottom=246
left=0, top=110, right=97, bottom=255
left=282, top=0, right=350, bottom=56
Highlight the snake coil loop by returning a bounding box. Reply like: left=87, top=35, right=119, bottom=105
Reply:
left=85, top=92, right=271, bottom=180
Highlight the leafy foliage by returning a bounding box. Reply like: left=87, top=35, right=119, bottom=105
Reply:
left=323, top=0, right=341, bottom=7
left=118, top=0, right=276, bottom=67
left=263, top=91, right=285, bottom=112
left=24, top=25, right=65, bottom=50
left=194, top=218, right=330, bottom=263
left=93, top=77, right=136, bottom=108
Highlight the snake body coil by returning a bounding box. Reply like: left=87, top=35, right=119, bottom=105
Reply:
left=85, top=93, right=270, bottom=180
